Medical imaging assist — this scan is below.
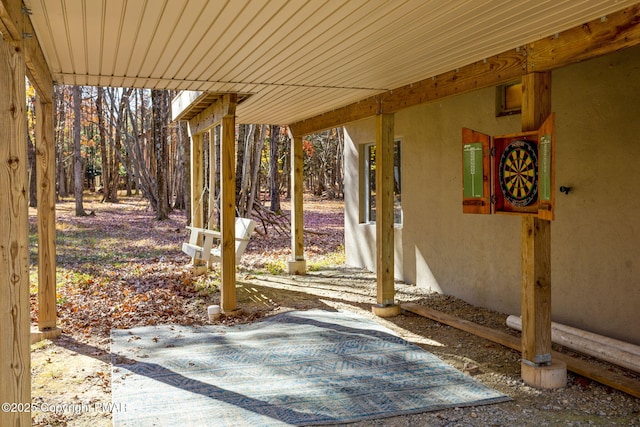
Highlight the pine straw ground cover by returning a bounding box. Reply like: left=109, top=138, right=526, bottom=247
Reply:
left=28, top=194, right=640, bottom=426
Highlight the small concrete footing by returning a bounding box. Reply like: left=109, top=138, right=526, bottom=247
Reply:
left=287, top=260, right=307, bottom=275
left=521, top=360, right=567, bottom=389
left=372, top=304, right=401, bottom=318
left=30, top=326, right=62, bottom=344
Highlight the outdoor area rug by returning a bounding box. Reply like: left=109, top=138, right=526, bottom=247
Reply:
left=111, top=309, right=510, bottom=426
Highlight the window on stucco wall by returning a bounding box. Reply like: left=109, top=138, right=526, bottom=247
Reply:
left=496, top=81, right=522, bottom=116
left=362, top=140, right=402, bottom=224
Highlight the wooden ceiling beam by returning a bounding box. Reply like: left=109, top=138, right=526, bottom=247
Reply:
left=528, top=3, right=640, bottom=72
left=23, top=15, right=52, bottom=103
left=289, top=3, right=640, bottom=136
left=187, top=93, right=238, bottom=136
left=0, top=0, right=21, bottom=41
left=0, top=0, right=53, bottom=103
left=289, top=94, right=381, bottom=138
left=381, top=49, right=526, bottom=114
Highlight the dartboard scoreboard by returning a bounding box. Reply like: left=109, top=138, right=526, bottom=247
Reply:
left=462, top=113, right=555, bottom=219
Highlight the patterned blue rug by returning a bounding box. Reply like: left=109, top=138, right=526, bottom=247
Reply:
left=111, top=309, right=509, bottom=426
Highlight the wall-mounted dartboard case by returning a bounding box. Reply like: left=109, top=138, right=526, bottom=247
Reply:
left=462, top=113, right=555, bottom=220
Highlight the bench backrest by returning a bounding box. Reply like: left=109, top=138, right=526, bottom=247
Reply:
left=234, top=217, right=256, bottom=258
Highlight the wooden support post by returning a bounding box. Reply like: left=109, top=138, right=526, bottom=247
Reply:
left=206, top=128, right=217, bottom=269
left=219, top=94, right=238, bottom=313
left=208, top=128, right=216, bottom=229
left=520, top=72, right=566, bottom=388
left=372, top=113, right=400, bottom=317
left=187, top=128, right=206, bottom=273
left=35, top=93, right=59, bottom=333
left=0, top=34, right=31, bottom=426
left=287, top=129, right=306, bottom=274
left=521, top=215, right=552, bottom=363
left=189, top=129, right=204, bottom=229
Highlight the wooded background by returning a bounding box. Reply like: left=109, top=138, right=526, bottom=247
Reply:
left=26, top=82, right=344, bottom=223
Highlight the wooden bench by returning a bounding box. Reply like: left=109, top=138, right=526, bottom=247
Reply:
left=182, top=217, right=256, bottom=267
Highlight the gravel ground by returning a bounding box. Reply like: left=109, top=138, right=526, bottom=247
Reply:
left=31, top=266, right=640, bottom=426
left=238, top=268, right=640, bottom=427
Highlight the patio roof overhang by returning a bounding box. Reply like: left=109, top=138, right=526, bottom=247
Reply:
left=3, top=2, right=640, bottom=424
left=18, top=0, right=640, bottom=126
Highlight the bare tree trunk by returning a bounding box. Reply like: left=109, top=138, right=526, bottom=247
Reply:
left=55, top=86, right=67, bottom=198
left=321, top=130, right=330, bottom=197
left=25, top=89, right=38, bottom=207
left=73, top=86, right=87, bottom=216
left=125, top=149, right=132, bottom=196
left=281, top=131, right=291, bottom=200
left=174, top=121, right=189, bottom=211
left=236, top=123, right=246, bottom=197
left=66, top=106, right=74, bottom=196
left=28, top=133, right=37, bottom=207
left=107, top=88, right=117, bottom=200
left=136, top=88, right=146, bottom=197
left=237, top=124, right=254, bottom=217
left=152, top=89, right=170, bottom=220
left=247, top=125, right=266, bottom=214
left=122, top=99, right=157, bottom=208
left=95, top=87, right=111, bottom=199
left=269, top=125, right=281, bottom=212
left=109, top=89, right=132, bottom=203
left=335, top=127, right=344, bottom=198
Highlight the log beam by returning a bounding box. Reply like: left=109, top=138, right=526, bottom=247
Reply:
left=287, top=128, right=306, bottom=275
left=402, top=303, right=640, bottom=398
left=0, top=32, right=30, bottom=426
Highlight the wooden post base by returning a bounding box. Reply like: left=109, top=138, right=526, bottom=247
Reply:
left=30, top=326, right=62, bottom=344
left=287, top=260, right=307, bottom=275
left=191, top=264, right=208, bottom=276
left=372, top=304, right=401, bottom=318
left=222, top=309, right=242, bottom=317
left=521, top=359, right=567, bottom=389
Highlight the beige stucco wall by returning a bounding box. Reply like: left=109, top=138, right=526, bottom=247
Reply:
left=343, top=46, right=640, bottom=345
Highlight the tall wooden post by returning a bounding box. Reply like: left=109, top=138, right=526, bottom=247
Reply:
left=520, top=72, right=566, bottom=387
left=35, top=93, right=59, bottom=333
left=189, top=129, right=204, bottom=229
left=208, top=127, right=217, bottom=230
left=372, top=113, right=400, bottom=317
left=219, top=94, right=237, bottom=312
left=287, top=129, right=306, bottom=274
left=0, top=34, right=31, bottom=426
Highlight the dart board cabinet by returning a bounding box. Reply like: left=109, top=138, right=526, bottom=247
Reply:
left=462, top=113, right=555, bottom=220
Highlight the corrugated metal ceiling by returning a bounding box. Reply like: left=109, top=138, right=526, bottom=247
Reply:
left=24, top=0, right=638, bottom=125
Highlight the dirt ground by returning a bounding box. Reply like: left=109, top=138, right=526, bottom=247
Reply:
left=32, top=267, right=640, bottom=426
left=29, top=196, right=640, bottom=426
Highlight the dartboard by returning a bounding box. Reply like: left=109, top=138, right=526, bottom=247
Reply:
left=498, top=139, right=538, bottom=207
